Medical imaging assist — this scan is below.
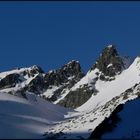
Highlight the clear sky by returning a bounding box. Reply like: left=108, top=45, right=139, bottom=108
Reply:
left=0, top=1, right=140, bottom=73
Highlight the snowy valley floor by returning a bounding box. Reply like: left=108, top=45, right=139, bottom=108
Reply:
left=0, top=92, right=72, bottom=139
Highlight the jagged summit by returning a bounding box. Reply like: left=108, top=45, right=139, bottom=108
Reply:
left=91, top=44, right=125, bottom=77
left=47, top=60, right=82, bottom=76
left=60, top=60, right=84, bottom=77
left=62, top=60, right=80, bottom=70
left=30, top=65, right=44, bottom=73
left=44, top=60, right=84, bottom=86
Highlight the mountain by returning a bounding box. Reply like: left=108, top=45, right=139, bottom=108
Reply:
left=58, top=45, right=132, bottom=108
left=0, top=61, right=84, bottom=104
left=0, top=44, right=140, bottom=139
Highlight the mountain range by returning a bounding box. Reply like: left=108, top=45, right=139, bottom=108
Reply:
left=0, top=44, right=140, bottom=139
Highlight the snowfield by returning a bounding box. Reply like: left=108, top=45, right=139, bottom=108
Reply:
left=0, top=92, right=71, bottom=139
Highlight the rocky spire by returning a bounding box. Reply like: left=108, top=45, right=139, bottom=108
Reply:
left=60, top=60, right=84, bottom=78
left=91, top=44, right=125, bottom=77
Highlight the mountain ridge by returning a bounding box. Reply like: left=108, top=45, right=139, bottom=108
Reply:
left=0, top=45, right=133, bottom=109
left=0, top=44, right=140, bottom=139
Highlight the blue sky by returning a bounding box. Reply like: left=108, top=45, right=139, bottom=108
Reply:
left=0, top=1, right=140, bottom=73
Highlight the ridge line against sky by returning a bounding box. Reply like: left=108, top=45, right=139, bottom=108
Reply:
left=0, top=1, right=139, bottom=72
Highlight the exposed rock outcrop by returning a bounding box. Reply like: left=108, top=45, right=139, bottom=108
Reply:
left=91, top=45, right=125, bottom=77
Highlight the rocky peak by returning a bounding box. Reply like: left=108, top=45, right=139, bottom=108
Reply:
left=29, top=65, right=44, bottom=74
left=44, top=60, right=85, bottom=86
left=60, top=60, right=84, bottom=78
left=91, top=45, right=125, bottom=77
left=0, top=65, right=45, bottom=91
left=21, top=65, right=44, bottom=78
left=42, top=61, right=85, bottom=103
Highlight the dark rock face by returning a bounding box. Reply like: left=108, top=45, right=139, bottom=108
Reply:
left=43, top=61, right=85, bottom=102
left=27, top=74, right=46, bottom=94
left=44, top=60, right=84, bottom=87
left=44, top=71, right=62, bottom=87
left=91, top=45, right=125, bottom=77
left=58, top=87, right=97, bottom=108
left=0, top=74, right=20, bottom=89
left=61, top=60, right=84, bottom=79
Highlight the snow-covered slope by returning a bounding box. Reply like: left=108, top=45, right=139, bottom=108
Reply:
left=76, top=56, right=140, bottom=112
left=0, top=92, right=71, bottom=139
